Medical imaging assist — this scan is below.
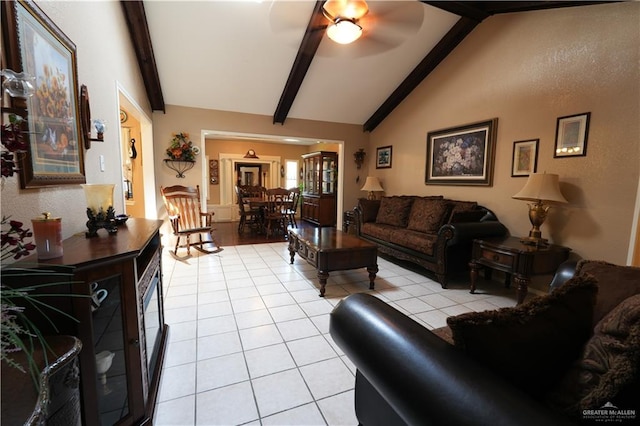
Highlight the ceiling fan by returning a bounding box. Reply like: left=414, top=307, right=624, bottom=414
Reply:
left=322, top=0, right=370, bottom=44
left=269, top=0, right=425, bottom=57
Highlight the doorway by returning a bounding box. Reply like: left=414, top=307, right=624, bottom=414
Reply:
left=117, top=85, right=157, bottom=219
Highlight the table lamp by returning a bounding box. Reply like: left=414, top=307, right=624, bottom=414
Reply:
left=512, top=173, right=567, bottom=246
left=361, top=176, right=384, bottom=200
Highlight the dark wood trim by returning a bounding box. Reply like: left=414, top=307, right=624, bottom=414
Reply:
left=273, top=1, right=326, bottom=125
left=423, top=1, right=491, bottom=21
left=120, top=1, right=165, bottom=112
left=363, top=17, right=479, bottom=132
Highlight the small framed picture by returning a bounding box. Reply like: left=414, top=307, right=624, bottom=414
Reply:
left=554, top=112, right=590, bottom=158
left=376, top=145, right=392, bottom=169
left=511, top=139, right=539, bottom=177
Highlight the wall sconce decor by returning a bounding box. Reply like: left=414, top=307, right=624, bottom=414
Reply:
left=93, top=119, right=106, bottom=141
left=512, top=173, right=568, bottom=246
left=1, top=68, right=35, bottom=98
left=354, top=148, right=366, bottom=169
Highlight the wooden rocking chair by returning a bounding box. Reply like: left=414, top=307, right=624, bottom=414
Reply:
left=161, top=185, right=222, bottom=259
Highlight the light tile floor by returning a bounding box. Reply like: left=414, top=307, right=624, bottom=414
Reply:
left=154, top=242, right=524, bottom=426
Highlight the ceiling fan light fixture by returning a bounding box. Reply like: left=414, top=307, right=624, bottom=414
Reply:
left=327, top=19, right=362, bottom=44
left=322, top=0, right=368, bottom=21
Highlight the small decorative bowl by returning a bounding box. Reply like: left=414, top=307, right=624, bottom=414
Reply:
left=115, top=214, right=129, bottom=225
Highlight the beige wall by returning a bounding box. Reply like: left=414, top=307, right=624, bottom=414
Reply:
left=369, top=2, right=639, bottom=264
left=152, top=105, right=369, bottom=216
left=1, top=1, right=150, bottom=242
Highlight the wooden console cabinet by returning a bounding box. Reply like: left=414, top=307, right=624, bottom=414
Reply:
left=8, top=219, right=168, bottom=426
left=301, top=151, right=337, bottom=226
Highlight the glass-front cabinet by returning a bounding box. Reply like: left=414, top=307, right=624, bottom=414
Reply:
left=10, top=219, right=168, bottom=426
left=302, top=151, right=337, bottom=226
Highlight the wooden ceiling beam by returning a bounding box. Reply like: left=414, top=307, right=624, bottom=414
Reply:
left=273, top=1, right=326, bottom=125
left=120, top=1, right=165, bottom=112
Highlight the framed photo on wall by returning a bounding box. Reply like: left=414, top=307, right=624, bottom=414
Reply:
left=376, top=145, right=392, bottom=169
left=511, top=139, right=539, bottom=177
left=2, top=0, right=86, bottom=188
left=554, top=112, right=590, bottom=158
left=425, top=118, right=498, bottom=186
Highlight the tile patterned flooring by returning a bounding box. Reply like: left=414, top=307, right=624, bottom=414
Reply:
left=154, top=242, right=524, bottom=425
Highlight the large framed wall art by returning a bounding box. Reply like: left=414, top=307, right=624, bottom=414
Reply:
left=2, top=0, right=86, bottom=188
left=425, top=118, right=498, bottom=186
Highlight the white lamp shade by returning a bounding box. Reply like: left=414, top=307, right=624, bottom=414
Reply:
left=512, top=173, right=568, bottom=203
left=361, top=176, right=384, bottom=192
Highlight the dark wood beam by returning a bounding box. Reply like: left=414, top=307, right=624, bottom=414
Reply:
left=273, top=1, right=326, bottom=125
left=363, top=16, right=479, bottom=133
left=120, top=1, right=165, bottom=112
left=423, top=2, right=491, bottom=21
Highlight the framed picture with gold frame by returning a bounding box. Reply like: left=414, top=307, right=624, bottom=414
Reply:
left=2, top=0, right=86, bottom=188
left=511, top=139, right=539, bottom=177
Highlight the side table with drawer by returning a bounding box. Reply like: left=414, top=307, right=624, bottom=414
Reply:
left=469, top=236, right=571, bottom=304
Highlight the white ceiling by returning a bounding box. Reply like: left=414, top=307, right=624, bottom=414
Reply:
left=143, top=0, right=459, bottom=126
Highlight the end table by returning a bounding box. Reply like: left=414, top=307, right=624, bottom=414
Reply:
left=469, top=236, right=571, bottom=304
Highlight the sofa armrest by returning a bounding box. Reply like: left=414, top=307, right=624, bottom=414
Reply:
left=330, top=293, right=571, bottom=426
left=439, top=221, right=508, bottom=245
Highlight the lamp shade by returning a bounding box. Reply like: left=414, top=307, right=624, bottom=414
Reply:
left=361, top=176, right=383, bottom=192
left=512, top=173, right=567, bottom=203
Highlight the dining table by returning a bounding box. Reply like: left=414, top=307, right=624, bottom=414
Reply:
left=245, top=196, right=293, bottom=235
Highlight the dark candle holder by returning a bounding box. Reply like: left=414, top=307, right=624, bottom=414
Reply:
left=85, top=206, right=118, bottom=237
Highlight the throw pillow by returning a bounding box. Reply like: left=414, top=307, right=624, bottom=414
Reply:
left=546, top=294, right=640, bottom=417
left=575, top=260, right=640, bottom=326
left=447, top=273, right=598, bottom=399
left=407, top=198, right=450, bottom=233
left=448, top=210, right=487, bottom=224
left=375, top=196, right=414, bottom=227
left=359, top=199, right=380, bottom=223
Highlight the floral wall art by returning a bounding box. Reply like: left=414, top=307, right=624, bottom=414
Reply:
left=425, top=118, right=497, bottom=186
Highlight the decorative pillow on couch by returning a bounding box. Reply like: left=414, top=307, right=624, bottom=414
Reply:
left=407, top=198, right=450, bottom=233
left=375, top=196, right=415, bottom=227
left=574, top=260, right=640, bottom=326
left=546, top=293, right=640, bottom=417
left=447, top=274, right=598, bottom=399
left=359, top=199, right=381, bottom=223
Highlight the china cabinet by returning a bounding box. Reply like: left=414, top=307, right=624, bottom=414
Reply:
left=7, top=219, right=167, bottom=426
left=301, top=151, right=338, bottom=226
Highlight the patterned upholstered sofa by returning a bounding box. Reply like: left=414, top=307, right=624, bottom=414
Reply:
left=353, top=196, right=508, bottom=287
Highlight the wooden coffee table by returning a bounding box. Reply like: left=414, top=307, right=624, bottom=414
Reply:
left=288, top=227, right=378, bottom=297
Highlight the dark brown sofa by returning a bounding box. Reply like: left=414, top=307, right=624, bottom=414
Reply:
left=353, top=196, right=507, bottom=287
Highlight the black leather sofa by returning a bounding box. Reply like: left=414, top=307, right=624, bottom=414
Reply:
left=329, top=292, right=572, bottom=426
left=329, top=260, right=640, bottom=426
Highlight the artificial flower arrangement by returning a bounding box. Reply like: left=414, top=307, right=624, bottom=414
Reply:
left=1, top=114, right=28, bottom=178
left=166, top=132, right=200, bottom=161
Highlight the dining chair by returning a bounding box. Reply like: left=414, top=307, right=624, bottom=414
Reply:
left=285, top=187, right=300, bottom=228
left=161, top=185, right=222, bottom=259
left=235, top=185, right=261, bottom=233
left=264, top=188, right=290, bottom=238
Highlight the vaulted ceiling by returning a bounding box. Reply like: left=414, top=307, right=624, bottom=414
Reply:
left=121, top=1, right=607, bottom=133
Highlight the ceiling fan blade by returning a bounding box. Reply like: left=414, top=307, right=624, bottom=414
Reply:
left=269, top=0, right=326, bottom=49
left=359, top=1, right=425, bottom=39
